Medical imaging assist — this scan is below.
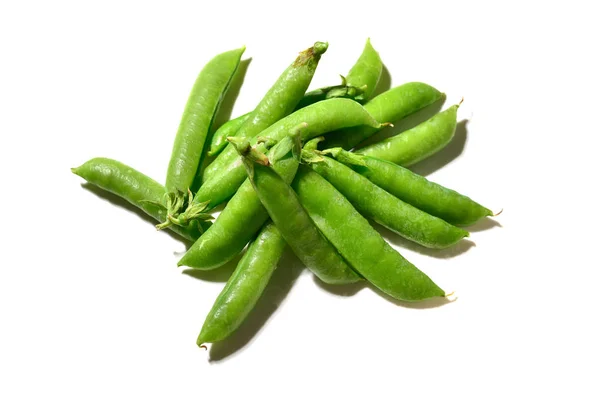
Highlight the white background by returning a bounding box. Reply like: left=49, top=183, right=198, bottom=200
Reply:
left=1, top=1, right=599, bottom=399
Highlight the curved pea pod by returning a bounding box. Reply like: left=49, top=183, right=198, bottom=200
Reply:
left=191, top=98, right=382, bottom=210
left=304, top=150, right=469, bottom=249
left=179, top=129, right=303, bottom=270
left=231, top=141, right=361, bottom=285
left=345, top=38, right=382, bottom=101
left=208, top=113, right=250, bottom=157
left=199, top=41, right=328, bottom=185
left=357, top=103, right=460, bottom=166
left=207, top=82, right=366, bottom=158
left=71, top=158, right=204, bottom=242
left=165, top=46, right=245, bottom=202
left=328, top=149, right=492, bottom=226
left=292, top=166, right=444, bottom=302
left=322, top=82, right=444, bottom=150
left=196, top=221, right=287, bottom=346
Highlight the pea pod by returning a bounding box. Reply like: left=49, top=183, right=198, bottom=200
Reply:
left=71, top=158, right=204, bottom=242
left=292, top=166, right=444, bottom=301
left=206, top=39, right=380, bottom=159
left=304, top=148, right=469, bottom=249
left=176, top=98, right=382, bottom=218
left=165, top=47, right=245, bottom=213
left=196, top=221, right=287, bottom=346
left=345, top=38, right=382, bottom=100
left=199, top=41, right=328, bottom=185
left=357, top=103, right=460, bottom=166
left=208, top=82, right=366, bottom=157
left=179, top=127, right=304, bottom=270
left=231, top=139, right=361, bottom=284
left=322, top=82, right=444, bottom=150
left=328, top=148, right=492, bottom=226
left=208, top=113, right=250, bottom=157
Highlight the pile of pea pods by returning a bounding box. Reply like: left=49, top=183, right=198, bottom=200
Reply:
left=73, top=40, right=496, bottom=349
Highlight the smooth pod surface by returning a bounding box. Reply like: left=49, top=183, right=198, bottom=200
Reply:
left=336, top=151, right=492, bottom=226
left=199, top=42, right=328, bottom=185
left=238, top=151, right=361, bottom=284
left=207, top=82, right=366, bottom=157
left=306, top=153, right=469, bottom=249
left=72, top=158, right=201, bottom=241
left=166, top=47, right=245, bottom=195
left=293, top=167, right=444, bottom=301
left=357, top=104, right=459, bottom=166
left=179, top=144, right=299, bottom=270
left=208, top=113, right=250, bottom=157
left=195, top=98, right=382, bottom=209
left=322, top=82, right=444, bottom=150
left=196, top=222, right=286, bottom=345
left=345, top=38, right=382, bottom=100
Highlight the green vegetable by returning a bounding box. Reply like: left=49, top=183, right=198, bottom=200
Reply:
left=328, top=149, right=492, bottom=226
left=345, top=38, right=382, bottom=100
left=165, top=47, right=245, bottom=216
left=357, top=103, right=460, bottom=166
left=304, top=147, right=469, bottom=249
left=72, top=158, right=206, bottom=241
left=173, top=98, right=382, bottom=222
left=322, top=82, right=444, bottom=150
left=293, top=166, right=445, bottom=301
left=196, top=221, right=287, bottom=346
left=199, top=41, right=328, bottom=186
left=231, top=138, right=361, bottom=284
left=179, top=126, right=304, bottom=270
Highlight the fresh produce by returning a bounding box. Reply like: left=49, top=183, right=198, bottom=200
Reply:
left=322, top=82, right=445, bottom=150
left=197, top=221, right=287, bottom=346
left=178, top=127, right=303, bottom=270
left=72, top=39, right=498, bottom=353
left=229, top=136, right=361, bottom=285
left=356, top=102, right=461, bottom=165
left=208, top=81, right=366, bottom=157
left=326, top=148, right=492, bottom=225
left=303, top=144, right=470, bottom=249
left=165, top=47, right=245, bottom=217
left=292, top=165, right=444, bottom=301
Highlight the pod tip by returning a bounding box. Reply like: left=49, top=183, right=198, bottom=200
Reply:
left=445, top=291, right=458, bottom=302
left=313, top=41, right=329, bottom=55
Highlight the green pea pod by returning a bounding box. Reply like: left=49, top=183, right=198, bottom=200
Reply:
left=345, top=38, right=382, bottom=101
left=71, top=158, right=204, bottom=242
left=208, top=113, right=250, bottom=157
left=207, top=82, right=366, bottom=158
left=196, top=221, right=287, bottom=346
left=165, top=47, right=245, bottom=207
left=186, top=98, right=382, bottom=212
left=292, top=166, right=444, bottom=301
left=179, top=126, right=305, bottom=270
left=199, top=41, right=328, bottom=185
left=304, top=150, right=468, bottom=249
left=205, top=40, right=379, bottom=161
left=357, top=103, right=460, bottom=166
left=231, top=140, right=361, bottom=285
left=328, top=149, right=492, bottom=226
left=322, top=82, right=444, bottom=150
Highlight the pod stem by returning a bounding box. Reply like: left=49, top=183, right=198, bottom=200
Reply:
left=303, top=136, right=324, bottom=152
left=228, top=137, right=270, bottom=166
left=324, top=83, right=368, bottom=102
left=228, top=137, right=270, bottom=179
left=156, top=189, right=213, bottom=230
left=294, top=41, right=328, bottom=66
left=300, top=147, right=325, bottom=164
left=320, top=147, right=367, bottom=167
